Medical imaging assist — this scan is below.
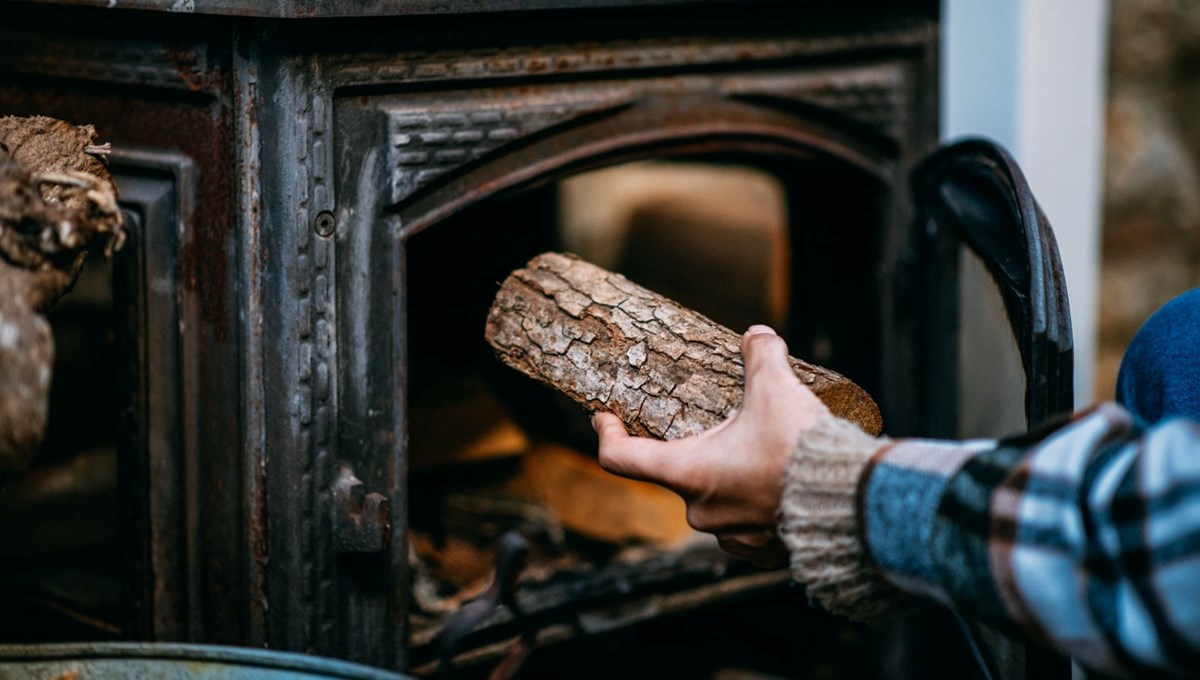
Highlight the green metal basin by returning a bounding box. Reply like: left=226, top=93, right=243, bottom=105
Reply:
left=0, top=643, right=413, bottom=679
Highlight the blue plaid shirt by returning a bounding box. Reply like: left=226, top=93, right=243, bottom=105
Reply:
left=860, top=402, right=1200, bottom=677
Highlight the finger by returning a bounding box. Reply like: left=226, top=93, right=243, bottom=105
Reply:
left=742, top=325, right=791, bottom=379
left=592, top=412, right=678, bottom=486
left=716, top=533, right=789, bottom=569
left=741, top=326, right=796, bottom=407
left=687, top=501, right=783, bottom=534
left=745, top=323, right=777, bottom=338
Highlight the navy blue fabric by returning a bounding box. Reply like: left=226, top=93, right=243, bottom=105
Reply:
left=1117, top=288, right=1200, bottom=425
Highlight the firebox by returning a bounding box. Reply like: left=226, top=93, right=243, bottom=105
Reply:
left=0, top=2, right=1073, bottom=679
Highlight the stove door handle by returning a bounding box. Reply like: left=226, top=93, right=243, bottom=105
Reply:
left=911, top=138, right=1075, bottom=426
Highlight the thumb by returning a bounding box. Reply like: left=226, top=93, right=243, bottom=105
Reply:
left=741, top=325, right=793, bottom=389
left=592, top=412, right=678, bottom=486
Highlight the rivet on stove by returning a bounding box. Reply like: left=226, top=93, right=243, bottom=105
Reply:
left=314, top=210, right=336, bottom=238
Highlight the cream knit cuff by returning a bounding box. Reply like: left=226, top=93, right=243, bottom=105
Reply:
left=777, top=415, right=915, bottom=623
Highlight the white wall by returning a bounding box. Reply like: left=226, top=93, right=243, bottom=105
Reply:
left=943, top=0, right=1111, bottom=405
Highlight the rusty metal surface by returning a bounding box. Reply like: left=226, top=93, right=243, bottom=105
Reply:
left=108, top=147, right=198, bottom=640
left=0, top=6, right=252, bottom=646
left=375, top=74, right=899, bottom=239
left=0, top=1, right=938, bottom=670
left=333, top=467, right=392, bottom=554
left=17, top=0, right=800, bottom=18
left=0, top=643, right=412, bottom=679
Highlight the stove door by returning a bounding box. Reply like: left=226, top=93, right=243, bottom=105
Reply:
left=905, top=137, right=1075, bottom=680
left=911, top=138, right=1074, bottom=435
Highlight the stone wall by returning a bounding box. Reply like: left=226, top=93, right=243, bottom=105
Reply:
left=1097, top=0, right=1200, bottom=398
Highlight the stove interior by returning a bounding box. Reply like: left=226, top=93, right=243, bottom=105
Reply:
left=409, top=160, right=785, bottom=580
left=403, top=158, right=858, bottom=675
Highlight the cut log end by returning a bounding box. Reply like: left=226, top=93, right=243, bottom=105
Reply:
left=813, top=382, right=883, bottom=436
left=485, top=252, right=883, bottom=441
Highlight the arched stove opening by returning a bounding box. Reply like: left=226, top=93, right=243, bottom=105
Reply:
left=403, top=154, right=885, bottom=676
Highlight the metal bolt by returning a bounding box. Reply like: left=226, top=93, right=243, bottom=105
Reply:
left=314, top=210, right=336, bottom=238
left=333, top=467, right=391, bottom=553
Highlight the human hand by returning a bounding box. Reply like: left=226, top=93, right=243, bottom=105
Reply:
left=593, top=325, right=831, bottom=568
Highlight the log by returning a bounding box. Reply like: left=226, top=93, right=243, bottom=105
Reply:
left=0, top=116, right=125, bottom=471
left=485, top=252, right=882, bottom=440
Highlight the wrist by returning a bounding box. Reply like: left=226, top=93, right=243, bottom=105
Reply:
left=856, top=437, right=991, bottom=603
left=777, top=416, right=915, bottom=622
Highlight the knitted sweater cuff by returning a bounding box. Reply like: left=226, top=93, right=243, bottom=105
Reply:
left=778, top=415, right=915, bottom=623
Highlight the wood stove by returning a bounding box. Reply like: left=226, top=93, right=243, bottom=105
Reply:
left=0, top=1, right=1073, bottom=678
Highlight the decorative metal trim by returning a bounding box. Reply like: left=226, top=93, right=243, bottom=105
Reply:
left=327, top=25, right=932, bottom=88
left=0, top=31, right=217, bottom=93
left=384, top=94, right=634, bottom=205
left=109, top=146, right=198, bottom=641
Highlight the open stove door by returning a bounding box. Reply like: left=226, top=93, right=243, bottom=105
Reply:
left=911, top=138, right=1074, bottom=435
left=905, top=138, right=1075, bottom=680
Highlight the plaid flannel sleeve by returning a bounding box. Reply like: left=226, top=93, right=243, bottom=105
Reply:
left=859, top=402, right=1200, bottom=677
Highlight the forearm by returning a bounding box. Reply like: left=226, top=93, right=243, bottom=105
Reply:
left=880, top=404, right=1200, bottom=677
left=778, top=416, right=913, bottom=622
left=781, top=404, right=1200, bottom=678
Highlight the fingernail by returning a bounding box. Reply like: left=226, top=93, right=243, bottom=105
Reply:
left=590, top=413, right=599, bottom=431
left=746, top=324, right=776, bottom=336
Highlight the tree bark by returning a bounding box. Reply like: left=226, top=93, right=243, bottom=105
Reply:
left=0, top=116, right=124, bottom=471
left=485, top=252, right=882, bottom=440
